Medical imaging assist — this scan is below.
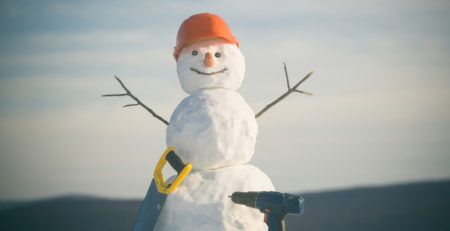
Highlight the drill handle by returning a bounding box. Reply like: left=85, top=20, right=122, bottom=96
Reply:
left=264, top=209, right=286, bottom=231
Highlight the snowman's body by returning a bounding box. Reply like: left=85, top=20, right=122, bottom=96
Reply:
left=154, top=13, right=274, bottom=230
left=156, top=89, right=274, bottom=230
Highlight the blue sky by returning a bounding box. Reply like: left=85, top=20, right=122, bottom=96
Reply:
left=1, top=0, right=449, bottom=199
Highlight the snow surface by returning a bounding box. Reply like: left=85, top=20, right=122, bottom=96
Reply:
left=176, top=41, right=245, bottom=94
left=166, top=89, right=257, bottom=170
left=154, top=164, right=274, bottom=231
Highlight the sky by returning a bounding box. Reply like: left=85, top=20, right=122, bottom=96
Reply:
left=0, top=0, right=449, bottom=200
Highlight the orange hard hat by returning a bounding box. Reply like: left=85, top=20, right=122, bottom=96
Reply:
left=173, top=13, right=239, bottom=60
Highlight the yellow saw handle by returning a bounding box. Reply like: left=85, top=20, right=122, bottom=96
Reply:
left=154, top=146, right=192, bottom=195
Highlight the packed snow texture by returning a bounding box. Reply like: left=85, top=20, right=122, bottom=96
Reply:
left=176, top=42, right=245, bottom=94
left=154, top=164, right=274, bottom=231
left=166, top=89, right=258, bottom=170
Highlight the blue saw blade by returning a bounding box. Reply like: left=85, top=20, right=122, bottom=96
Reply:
left=132, top=179, right=166, bottom=231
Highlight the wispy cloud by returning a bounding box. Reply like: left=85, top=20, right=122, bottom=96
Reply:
left=0, top=0, right=449, bottom=199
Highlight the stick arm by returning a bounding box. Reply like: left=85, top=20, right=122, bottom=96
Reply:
left=255, top=63, right=313, bottom=119
left=102, top=76, right=169, bottom=126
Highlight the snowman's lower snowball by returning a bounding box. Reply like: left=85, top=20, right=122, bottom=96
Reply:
left=153, top=164, right=274, bottom=231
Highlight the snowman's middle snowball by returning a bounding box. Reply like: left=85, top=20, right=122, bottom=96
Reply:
left=166, top=89, right=257, bottom=171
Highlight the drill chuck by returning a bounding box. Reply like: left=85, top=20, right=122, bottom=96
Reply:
left=230, top=191, right=259, bottom=208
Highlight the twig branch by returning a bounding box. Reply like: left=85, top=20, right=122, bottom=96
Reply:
left=283, top=62, right=291, bottom=90
left=293, top=89, right=313, bottom=96
left=102, top=93, right=128, bottom=97
left=102, top=76, right=169, bottom=125
left=123, top=103, right=140, bottom=108
left=255, top=64, right=313, bottom=119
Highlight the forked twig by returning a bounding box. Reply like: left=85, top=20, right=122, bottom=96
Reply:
left=102, top=76, right=169, bottom=125
left=255, top=63, right=313, bottom=118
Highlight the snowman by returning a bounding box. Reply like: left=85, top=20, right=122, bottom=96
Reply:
left=152, top=13, right=275, bottom=230
left=105, top=11, right=311, bottom=231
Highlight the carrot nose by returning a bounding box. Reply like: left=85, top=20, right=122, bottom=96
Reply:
left=203, top=52, right=214, bottom=67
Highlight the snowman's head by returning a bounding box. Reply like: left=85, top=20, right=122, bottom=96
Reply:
left=176, top=39, right=245, bottom=94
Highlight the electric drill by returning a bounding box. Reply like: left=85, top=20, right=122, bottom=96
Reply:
left=230, top=191, right=304, bottom=231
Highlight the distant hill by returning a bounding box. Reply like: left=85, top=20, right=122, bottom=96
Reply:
left=0, top=180, right=449, bottom=231
left=286, top=180, right=450, bottom=231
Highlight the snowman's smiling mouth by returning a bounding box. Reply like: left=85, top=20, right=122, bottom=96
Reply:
left=190, top=67, right=228, bottom=76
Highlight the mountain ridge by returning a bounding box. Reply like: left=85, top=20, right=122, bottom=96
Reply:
left=1, top=179, right=449, bottom=231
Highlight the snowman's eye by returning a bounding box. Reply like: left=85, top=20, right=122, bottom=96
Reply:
left=215, top=52, right=221, bottom=58
left=192, top=50, right=198, bottom=56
